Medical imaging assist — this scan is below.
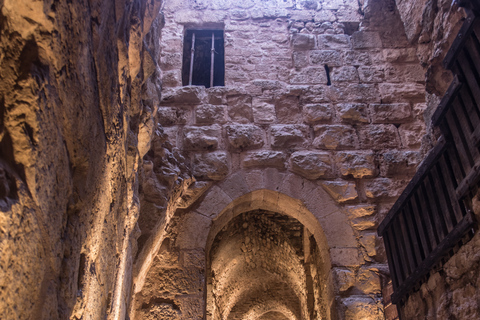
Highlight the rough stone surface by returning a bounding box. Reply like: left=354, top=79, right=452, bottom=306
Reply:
left=289, top=151, right=334, bottom=180
left=226, top=124, right=264, bottom=150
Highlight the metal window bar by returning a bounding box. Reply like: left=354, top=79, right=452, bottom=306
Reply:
left=188, top=32, right=195, bottom=86
left=210, top=32, right=215, bottom=88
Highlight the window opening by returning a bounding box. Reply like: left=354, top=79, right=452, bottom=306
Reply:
left=182, top=29, right=224, bottom=88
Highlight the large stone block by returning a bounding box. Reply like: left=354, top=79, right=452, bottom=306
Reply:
left=336, top=103, right=369, bottom=123
left=398, top=122, right=426, bottom=147
left=310, top=50, right=343, bottom=66
left=183, top=125, right=221, bottom=151
left=313, top=125, right=357, bottom=150
left=158, top=107, right=189, bottom=126
left=330, top=248, right=362, bottom=267
left=225, top=124, right=264, bottom=150
left=378, top=83, right=425, bottom=103
left=192, top=152, right=229, bottom=180
left=195, top=104, right=227, bottom=124
left=357, top=124, right=399, bottom=150
left=364, top=178, right=407, bottom=200
left=275, top=95, right=302, bottom=123
left=317, top=34, right=351, bottom=49
left=336, top=152, right=377, bottom=179
left=371, top=103, right=412, bottom=123
left=227, top=94, right=253, bottom=123
left=289, top=151, right=334, bottom=179
left=161, top=86, right=205, bottom=105
left=357, top=66, right=384, bottom=83
left=252, top=99, right=276, bottom=123
left=380, top=150, right=420, bottom=177
left=243, top=150, right=286, bottom=168
left=331, top=66, right=359, bottom=82
left=270, top=124, right=308, bottom=148
left=321, top=181, right=358, bottom=203
left=351, top=31, right=382, bottom=49
left=344, top=51, right=372, bottom=66
left=289, top=67, right=328, bottom=84
left=303, top=104, right=333, bottom=124
left=292, top=33, right=316, bottom=49
left=342, top=297, right=384, bottom=320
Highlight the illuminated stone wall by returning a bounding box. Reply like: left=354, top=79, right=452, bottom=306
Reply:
left=132, top=0, right=428, bottom=319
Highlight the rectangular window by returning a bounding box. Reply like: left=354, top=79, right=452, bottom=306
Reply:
left=182, top=29, right=224, bottom=88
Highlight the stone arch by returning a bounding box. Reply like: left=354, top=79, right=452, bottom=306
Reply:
left=132, top=168, right=360, bottom=319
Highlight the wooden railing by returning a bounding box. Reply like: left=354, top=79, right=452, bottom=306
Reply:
left=378, top=7, right=480, bottom=307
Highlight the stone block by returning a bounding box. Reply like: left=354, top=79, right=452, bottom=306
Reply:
left=335, top=268, right=356, bottom=293
left=289, top=151, right=334, bottom=179
left=227, top=94, right=253, bottom=123
left=252, top=99, right=276, bottom=123
left=206, top=87, right=226, bottom=105
left=351, top=31, right=382, bottom=49
left=327, top=83, right=380, bottom=103
left=292, top=33, right=316, bottom=49
left=244, top=169, right=265, bottom=191
left=398, top=122, right=426, bottom=147
left=331, top=248, right=362, bottom=267
left=176, top=213, right=212, bottom=249
left=358, top=124, right=399, bottom=150
left=336, top=152, right=376, bottom=178
left=289, top=67, right=328, bottom=84
left=358, top=66, right=384, bottom=83
left=230, top=9, right=249, bottom=20
left=310, top=50, right=343, bottom=66
left=380, top=150, right=420, bottom=177
left=303, top=104, right=333, bottom=124
left=321, top=181, right=358, bottom=203
left=218, top=171, right=250, bottom=200
left=293, top=51, right=309, bottom=68
left=195, top=104, right=226, bottom=124
left=319, top=211, right=358, bottom=247
left=270, top=124, right=308, bottom=148
left=371, top=103, right=412, bottom=123
left=192, top=152, right=229, bottom=181
left=313, top=10, right=336, bottom=23
left=385, top=64, right=425, bottom=83
left=161, top=86, right=205, bottom=105
left=317, top=34, right=351, bottom=49
left=358, top=233, right=378, bottom=259
left=275, top=95, right=302, bottom=123
left=183, top=125, right=221, bottom=151
left=158, top=107, right=189, bottom=126
left=342, top=297, right=384, bottom=320
left=195, top=185, right=232, bottom=218
left=383, top=48, right=418, bottom=63
left=225, top=124, right=264, bottom=150
left=344, top=51, right=372, bottom=66
left=243, top=151, right=286, bottom=168
left=355, top=267, right=381, bottom=294
left=322, top=0, right=343, bottom=10
left=331, top=66, right=359, bottom=82
left=378, top=83, right=425, bottom=103
left=313, top=125, right=357, bottom=150
left=336, top=103, right=369, bottom=123
left=364, top=178, right=407, bottom=200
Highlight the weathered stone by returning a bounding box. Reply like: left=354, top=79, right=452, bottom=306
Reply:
left=335, top=268, right=356, bottom=293
left=195, top=104, right=227, bottom=124
left=331, top=248, right=362, bottom=267
left=336, top=103, right=369, bottom=123
left=310, top=50, right=343, bottom=66
left=289, top=67, right=328, bottom=84
left=314, top=10, right=336, bottom=22
left=351, top=31, right=382, bottom=49
left=359, top=233, right=378, bottom=258
left=342, top=297, right=384, bottom=320
left=161, top=86, right=205, bottom=104
left=358, top=124, right=399, bottom=149
left=331, top=66, right=359, bottom=82
left=227, top=94, right=253, bottom=123
left=344, top=51, right=372, bottom=66
left=292, top=33, right=316, bottom=49
left=289, top=151, right=334, bottom=179
left=243, top=151, right=286, bottom=168
left=225, top=124, right=264, bottom=150
left=303, top=104, right=333, bottom=124
left=252, top=99, right=276, bottom=123
left=336, top=152, right=376, bottom=178
left=378, top=83, right=425, bottom=103
left=183, top=125, right=221, bottom=151
left=158, top=107, right=189, bottom=126
left=317, top=34, right=351, bottom=49
left=270, top=124, right=308, bottom=148
left=371, top=103, right=412, bottom=123
left=385, top=64, right=425, bottom=83
left=398, top=122, right=426, bottom=147
left=380, top=150, right=420, bottom=177
left=322, top=181, right=358, bottom=203
left=364, top=178, right=407, bottom=199
left=193, top=152, right=229, bottom=180
left=313, top=125, right=357, bottom=150
left=327, top=83, right=380, bottom=103
left=275, top=95, right=302, bottom=123
left=383, top=48, right=418, bottom=63
left=358, top=66, right=384, bottom=83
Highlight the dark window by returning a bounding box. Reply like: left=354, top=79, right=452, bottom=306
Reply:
left=182, top=29, right=224, bottom=88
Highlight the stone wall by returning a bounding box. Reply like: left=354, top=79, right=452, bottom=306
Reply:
left=132, top=0, right=430, bottom=319
left=392, top=1, right=480, bottom=319
left=0, top=1, right=162, bottom=319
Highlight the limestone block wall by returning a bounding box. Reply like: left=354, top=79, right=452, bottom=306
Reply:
left=132, top=0, right=430, bottom=319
